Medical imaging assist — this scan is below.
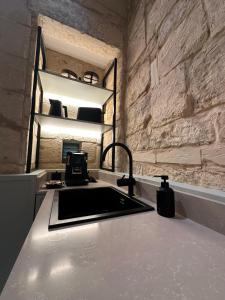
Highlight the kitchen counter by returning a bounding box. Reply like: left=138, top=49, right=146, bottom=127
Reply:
left=1, top=181, right=225, bottom=300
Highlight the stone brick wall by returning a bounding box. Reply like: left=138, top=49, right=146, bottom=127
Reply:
left=45, top=49, right=105, bottom=85
left=0, top=0, right=127, bottom=174
left=29, top=0, right=128, bottom=48
left=0, top=0, right=34, bottom=173
left=125, top=0, right=225, bottom=191
left=39, top=131, right=100, bottom=170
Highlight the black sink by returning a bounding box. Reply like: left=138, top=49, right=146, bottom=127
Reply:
left=49, top=187, right=154, bottom=229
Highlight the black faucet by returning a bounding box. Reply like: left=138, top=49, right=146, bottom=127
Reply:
left=101, top=142, right=136, bottom=197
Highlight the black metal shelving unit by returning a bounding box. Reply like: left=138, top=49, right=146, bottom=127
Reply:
left=26, top=26, right=117, bottom=173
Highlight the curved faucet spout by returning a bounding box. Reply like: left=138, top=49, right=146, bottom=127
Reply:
left=101, top=142, right=135, bottom=196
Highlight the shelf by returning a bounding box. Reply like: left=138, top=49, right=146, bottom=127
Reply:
left=38, top=70, right=113, bottom=108
left=35, top=114, right=112, bottom=137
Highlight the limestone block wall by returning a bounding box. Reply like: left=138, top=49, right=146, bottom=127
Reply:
left=45, top=49, right=105, bottom=85
left=39, top=131, right=100, bottom=170
left=0, top=0, right=127, bottom=174
left=29, top=0, right=127, bottom=48
left=125, top=0, right=225, bottom=191
left=0, top=0, right=34, bottom=173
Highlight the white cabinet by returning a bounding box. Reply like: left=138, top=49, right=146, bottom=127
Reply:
left=34, top=191, right=47, bottom=217
left=0, top=175, right=37, bottom=292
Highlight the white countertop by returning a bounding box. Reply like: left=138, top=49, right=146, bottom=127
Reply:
left=1, top=181, right=225, bottom=300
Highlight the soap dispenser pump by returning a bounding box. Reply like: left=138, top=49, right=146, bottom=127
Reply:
left=154, top=175, right=175, bottom=218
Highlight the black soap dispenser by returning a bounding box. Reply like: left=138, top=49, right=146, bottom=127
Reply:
left=154, top=175, right=175, bottom=218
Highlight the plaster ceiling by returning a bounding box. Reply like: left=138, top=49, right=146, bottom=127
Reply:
left=39, top=16, right=120, bottom=69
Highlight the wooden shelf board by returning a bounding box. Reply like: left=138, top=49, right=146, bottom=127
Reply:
left=35, top=113, right=112, bottom=135
left=38, top=70, right=113, bottom=107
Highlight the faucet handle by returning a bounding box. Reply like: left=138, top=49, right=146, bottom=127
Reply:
left=117, top=175, right=129, bottom=187
left=117, top=175, right=136, bottom=187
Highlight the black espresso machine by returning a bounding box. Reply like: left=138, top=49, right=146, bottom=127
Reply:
left=65, top=152, right=89, bottom=186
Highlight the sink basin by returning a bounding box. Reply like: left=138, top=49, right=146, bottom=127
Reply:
left=49, top=187, right=154, bottom=229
